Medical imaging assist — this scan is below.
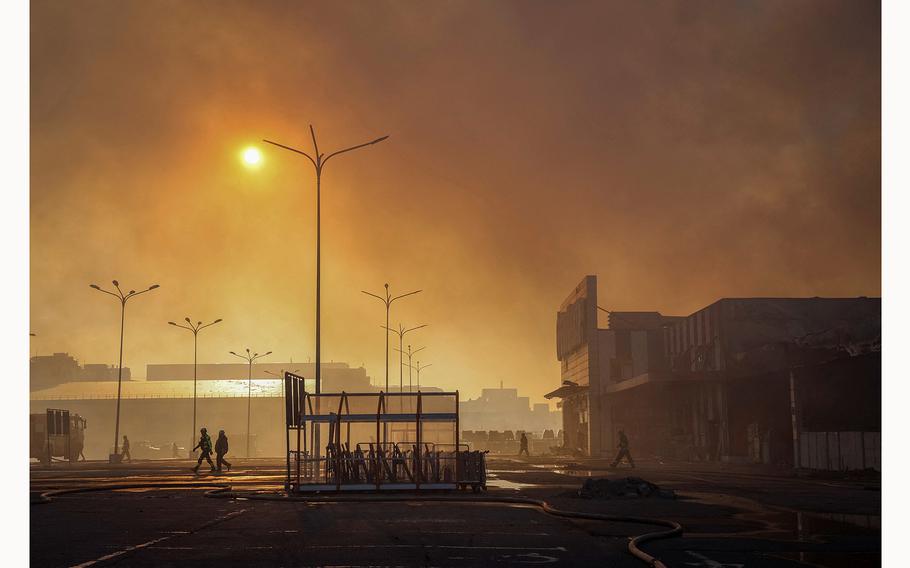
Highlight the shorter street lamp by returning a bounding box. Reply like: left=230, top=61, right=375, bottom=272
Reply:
left=168, top=317, right=223, bottom=458
left=394, top=344, right=425, bottom=392
left=410, top=360, right=433, bottom=391
left=381, top=324, right=428, bottom=395
left=264, top=368, right=302, bottom=400
left=229, top=348, right=272, bottom=458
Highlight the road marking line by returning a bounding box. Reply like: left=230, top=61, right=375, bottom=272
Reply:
left=147, top=546, right=194, bottom=550
left=69, top=509, right=247, bottom=567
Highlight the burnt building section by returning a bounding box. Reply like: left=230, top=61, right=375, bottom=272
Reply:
left=547, top=275, right=881, bottom=470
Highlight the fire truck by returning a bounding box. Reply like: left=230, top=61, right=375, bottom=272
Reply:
left=30, top=409, right=87, bottom=463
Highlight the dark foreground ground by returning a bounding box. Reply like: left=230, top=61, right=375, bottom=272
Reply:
left=30, top=455, right=880, bottom=567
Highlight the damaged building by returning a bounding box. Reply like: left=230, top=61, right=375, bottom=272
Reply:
left=546, top=275, right=880, bottom=470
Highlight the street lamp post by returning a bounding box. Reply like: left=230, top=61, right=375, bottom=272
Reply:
left=264, top=368, right=301, bottom=400
left=382, top=323, right=428, bottom=399
left=168, top=317, right=223, bottom=458
left=394, top=344, right=425, bottom=392
left=29, top=332, right=36, bottom=359
left=90, top=280, right=160, bottom=461
left=361, top=284, right=421, bottom=393
left=412, top=361, right=433, bottom=391
left=263, top=127, right=389, bottom=397
left=229, top=348, right=272, bottom=458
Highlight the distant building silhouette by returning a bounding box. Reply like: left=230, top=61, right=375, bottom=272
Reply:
left=30, top=353, right=130, bottom=391
left=459, top=386, right=561, bottom=433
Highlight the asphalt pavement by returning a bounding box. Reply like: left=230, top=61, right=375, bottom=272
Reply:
left=30, top=456, right=880, bottom=567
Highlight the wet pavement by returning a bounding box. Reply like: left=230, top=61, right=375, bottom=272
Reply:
left=30, top=456, right=880, bottom=567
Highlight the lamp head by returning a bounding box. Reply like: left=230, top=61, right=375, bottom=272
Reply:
left=149, top=284, right=160, bottom=290
left=89, top=284, right=100, bottom=290
left=112, top=280, right=119, bottom=287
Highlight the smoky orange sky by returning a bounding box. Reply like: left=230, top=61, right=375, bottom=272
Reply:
left=30, top=1, right=880, bottom=404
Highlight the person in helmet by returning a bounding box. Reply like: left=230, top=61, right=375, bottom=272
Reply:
left=192, top=428, right=215, bottom=474
left=214, top=430, right=232, bottom=472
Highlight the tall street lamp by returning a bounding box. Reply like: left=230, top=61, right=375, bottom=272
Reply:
left=382, top=324, right=427, bottom=397
left=229, top=348, right=272, bottom=458
left=90, top=280, right=160, bottom=461
left=168, top=317, right=223, bottom=458
left=395, top=344, right=425, bottom=392
left=361, top=284, right=421, bottom=393
left=263, top=126, right=389, bottom=397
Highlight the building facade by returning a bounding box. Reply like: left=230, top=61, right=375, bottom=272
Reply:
left=547, top=275, right=881, bottom=469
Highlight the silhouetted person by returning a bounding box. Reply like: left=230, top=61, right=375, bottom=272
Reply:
left=518, top=432, right=530, bottom=457
left=172, top=442, right=179, bottom=459
left=610, top=429, right=635, bottom=468
left=120, top=435, right=131, bottom=462
left=215, top=430, right=232, bottom=472
left=192, top=428, right=215, bottom=474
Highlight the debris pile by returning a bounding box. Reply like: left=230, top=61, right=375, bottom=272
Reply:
left=577, top=477, right=675, bottom=500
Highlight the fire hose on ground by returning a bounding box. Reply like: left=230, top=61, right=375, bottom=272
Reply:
left=33, top=483, right=682, bottom=568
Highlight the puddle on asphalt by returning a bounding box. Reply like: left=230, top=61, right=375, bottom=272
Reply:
left=485, top=472, right=540, bottom=490
left=552, top=468, right=614, bottom=478
left=685, top=491, right=880, bottom=541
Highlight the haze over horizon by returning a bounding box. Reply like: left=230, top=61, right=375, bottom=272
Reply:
left=30, top=0, right=880, bottom=404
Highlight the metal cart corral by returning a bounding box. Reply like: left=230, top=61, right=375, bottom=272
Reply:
left=284, top=372, right=486, bottom=492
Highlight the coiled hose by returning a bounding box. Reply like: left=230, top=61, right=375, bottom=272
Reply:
left=34, top=484, right=682, bottom=568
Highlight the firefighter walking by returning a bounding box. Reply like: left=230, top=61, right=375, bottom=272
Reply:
left=518, top=432, right=530, bottom=457
left=192, top=428, right=216, bottom=474
left=215, top=430, right=232, bottom=472
left=610, top=429, right=635, bottom=468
